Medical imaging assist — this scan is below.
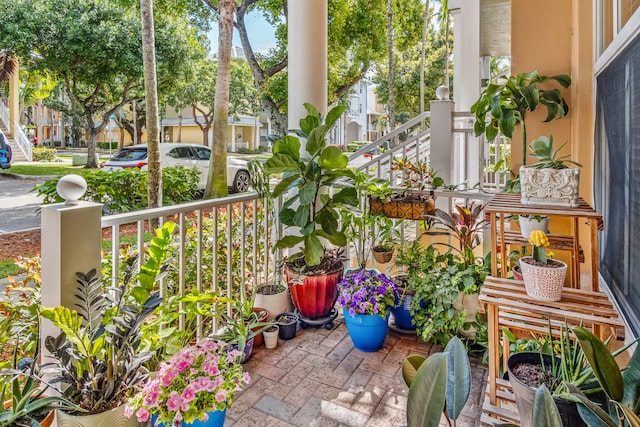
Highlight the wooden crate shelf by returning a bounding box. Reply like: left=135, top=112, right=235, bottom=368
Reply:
left=481, top=378, right=519, bottom=426
left=479, top=276, right=624, bottom=421
left=485, top=193, right=603, bottom=291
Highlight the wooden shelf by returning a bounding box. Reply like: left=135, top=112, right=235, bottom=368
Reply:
left=481, top=378, right=519, bottom=426
left=485, top=193, right=603, bottom=291
left=479, top=276, right=624, bottom=415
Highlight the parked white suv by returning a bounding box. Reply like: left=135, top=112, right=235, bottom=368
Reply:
left=100, top=143, right=251, bottom=193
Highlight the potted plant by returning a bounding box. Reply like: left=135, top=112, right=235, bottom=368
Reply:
left=1, top=359, right=82, bottom=427
left=248, top=159, right=293, bottom=321
left=519, top=230, right=567, bottom=301
left=275, top=312, right=299, bottom=341
left=125, top=339, right=250, bottom=427
left=264, top=103, right=358, bottom=320
left=336, top=269, right=399, bottom=352
left=371, top=216, right=401, bottom=265
left=520, top=135, right=582, bottom=207
left=471, top=71, right=571, bottom=169
left=369, top=158, right=444, bottom=220
left=40, top=223, right=175, bottom=425
left=402, top=336, right=562, bottom=427
left=516, top=214, right=550, bottom=239
left=262, top=325, right=279, bottom=349
left=506, top=324, right=619, bottom=427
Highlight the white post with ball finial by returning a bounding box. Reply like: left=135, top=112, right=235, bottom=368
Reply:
left=40, top=174, right=103, bottom=360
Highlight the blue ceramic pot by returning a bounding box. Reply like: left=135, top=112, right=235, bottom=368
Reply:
left=391, top=291, right=417, bottom=330
left=342, top=308, right=389, bottom=352
left=152, top=407, right=227, bottom=426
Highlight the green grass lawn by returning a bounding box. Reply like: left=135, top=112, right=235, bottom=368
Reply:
left=6, top=163, right=86, bottom=176
left=0, top=259, right=20, bottom=278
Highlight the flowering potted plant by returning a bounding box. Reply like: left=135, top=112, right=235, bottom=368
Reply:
left=337, top=269, right=399, bottom=352
left=126, top=339, right=250, bottom=427
left=519, top=230, right=567, bottom=301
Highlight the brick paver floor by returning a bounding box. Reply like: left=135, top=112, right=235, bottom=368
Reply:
left=226, top=315, right=487, bottom=426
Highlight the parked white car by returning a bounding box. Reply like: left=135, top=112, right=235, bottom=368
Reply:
left=100, top=143, right=251, bottom=193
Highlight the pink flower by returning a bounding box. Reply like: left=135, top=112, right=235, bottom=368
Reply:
left=143, top=389, right=159, bottom=406
left=124, top=405, right=133, bottom=418
left=176, top=358, right=191, bottom=372
left=215, top=389, right=227, bottom=402
left=181, top=385, right=196, bottom=403
left=135, top=408, right=150, bottom=423
left=167, top=391, right=181, bottom=412
left=243, top=372, right=251, bottom=385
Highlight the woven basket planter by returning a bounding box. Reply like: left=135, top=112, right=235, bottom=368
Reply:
left=519, top=257, right=567, bottom=302
left=372, top=247, right=394, bottom=264
left=369, top=195, right=435, bottom=220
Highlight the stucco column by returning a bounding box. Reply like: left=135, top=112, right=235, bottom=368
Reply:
left=8, top=60, right=19, bottom=136
left=450, top=0, right=480, bottom=111
left=430, top=99, right=455, bottom=210
left=41, top=182, right=102, bottom=360
left=288, top=0, right=328, bottom=130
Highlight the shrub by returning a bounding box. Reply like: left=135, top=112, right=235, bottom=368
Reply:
left=32, top=147, right=57, bottom=162
left=97, top=141, right=118, bottom=150
left=237, top=147, right=262, bottom=154
left=33, top=167, right=200, bottom=213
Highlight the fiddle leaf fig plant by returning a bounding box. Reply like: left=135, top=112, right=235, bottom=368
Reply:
left=264, top=103, right=358, bottom=266
left=471, top=71, right=571, bottom=167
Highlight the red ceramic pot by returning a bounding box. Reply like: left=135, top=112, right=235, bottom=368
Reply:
left=285, top=266, right=342, bottom=319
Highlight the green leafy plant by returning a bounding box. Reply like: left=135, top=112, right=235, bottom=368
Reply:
left=39, top=224, right=174, bottom=415
left=391, top=158, right=444, bottom=198
left=471, top=71, right=571, bottom=167
left=401, top=337, right=470, bottom=427
left=566, top=326, right=640, bottom=427
left=264, top=103, right=358, bottom=267
left=31, top=147, right=57, bottom=162
left=0, top=362, right=82, bottom=427
left=528, top=135, right=582, bottom=170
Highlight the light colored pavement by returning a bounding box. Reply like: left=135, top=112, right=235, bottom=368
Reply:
left=0, top=174, right=45, bottom=234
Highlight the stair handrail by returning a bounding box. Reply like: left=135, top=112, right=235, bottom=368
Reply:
left=0, top=101, right=9, bottom=130
left=12, top=121, right=32, bottom=161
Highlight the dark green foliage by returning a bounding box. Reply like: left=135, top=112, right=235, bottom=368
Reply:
left=33, top=167, right=200, bottom=213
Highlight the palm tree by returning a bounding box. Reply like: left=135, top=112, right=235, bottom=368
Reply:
left=0, top=53, right=16, bottom=83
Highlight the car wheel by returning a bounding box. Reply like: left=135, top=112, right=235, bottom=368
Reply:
left=232, top=170, right=251, bottom=193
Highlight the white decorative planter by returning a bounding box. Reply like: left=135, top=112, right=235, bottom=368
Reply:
left=518, top=215, right=549, bottom=239
left=519, top=257, right=567, bottom=302
left=519, top=166, right=580, bottom=208
left=254, top=283, right=292, bottom=321
left=453, top=293, right=479, bottom=339
left=57, top=403, right=141, bottom=427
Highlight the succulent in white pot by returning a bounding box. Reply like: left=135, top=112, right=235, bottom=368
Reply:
left=520, top=135, right=582, bottom=208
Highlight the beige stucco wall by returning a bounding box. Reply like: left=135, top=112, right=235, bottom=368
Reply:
left=511, top=0, right=595, bottom=282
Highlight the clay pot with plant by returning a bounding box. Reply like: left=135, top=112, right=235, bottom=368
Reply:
left=519, top=230, right=567, bottom=301
left=264, top=103, right=358, bottom=321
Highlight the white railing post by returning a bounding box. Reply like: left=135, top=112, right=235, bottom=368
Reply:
left=40, top=175, right=102, bottom=360
left=430, top=96, right=455, bottom=210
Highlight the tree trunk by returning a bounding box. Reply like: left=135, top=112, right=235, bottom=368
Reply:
left=204, top=0, right=234, bottom=199
left=140, top=0, right=162, bottom=209
left=419, top=0, right=430, bottom=113
left=86, top=129, right=98, bottom=168
left=387, top=0, right=395, bottom=141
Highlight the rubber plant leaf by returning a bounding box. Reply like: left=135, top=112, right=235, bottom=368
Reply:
left=622, top=333, right=640, bottom=410
left=402, top=355, right=426, bottom=387
left=532, top=385, right=563, bottom=427
left=445, top=336, right=471, bottom=421
left=566, top=380, right=617, bottom=427
left=573, top=326, right=624, bottom=402
left=407, top=352, right=448, bottom=427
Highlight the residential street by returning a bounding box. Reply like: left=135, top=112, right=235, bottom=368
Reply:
left=0, top=174, right=44, bottom=233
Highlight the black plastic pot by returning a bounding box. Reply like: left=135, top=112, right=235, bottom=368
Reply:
left=276, top=312, right=299, bottom=340
left=507, top=352, right=586, bottom=427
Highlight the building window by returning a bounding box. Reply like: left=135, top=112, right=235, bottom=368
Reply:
left=595, top=29, right=640, bottom=335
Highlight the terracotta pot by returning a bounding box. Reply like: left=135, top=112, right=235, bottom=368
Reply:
left=285, top=267, right=342, bottom=319
left=512, top=264, right=523, bottom=281
left=250, top=307, right=268, bottom=347
left=519, top=257, right=567, bottom=302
